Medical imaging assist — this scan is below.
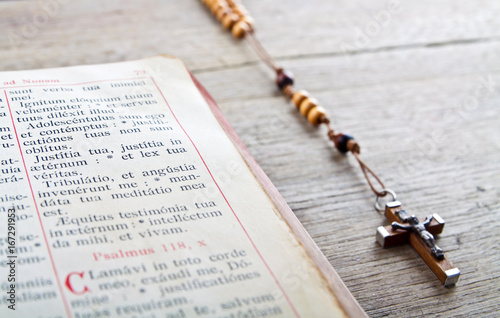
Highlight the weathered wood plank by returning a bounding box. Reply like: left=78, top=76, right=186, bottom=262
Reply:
left=2, top=0, right=500, bottom=71
left=1, top=0, right=499, bottom=317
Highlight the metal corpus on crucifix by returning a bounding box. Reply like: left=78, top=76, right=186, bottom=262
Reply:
left=376, top=200, right=460, bottom=286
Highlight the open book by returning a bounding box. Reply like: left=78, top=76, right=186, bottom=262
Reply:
left=0, top=56, right=365, bottom=317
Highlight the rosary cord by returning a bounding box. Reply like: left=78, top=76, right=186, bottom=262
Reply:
left=201, top=0, right=390, bottom=200
left=245, top=33, right=389, bottom=198
left=245, top=30, right=279, bottom=72
left=352, top=152, right=386, bottom=197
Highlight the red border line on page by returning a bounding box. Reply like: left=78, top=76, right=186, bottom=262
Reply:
left=4, top=90, right=72, bottom=318
left=3, top=75, right=300, bottom=318
left=0, top=76, right=150, bottom=90
left=150, top=77, right=301, bottom=318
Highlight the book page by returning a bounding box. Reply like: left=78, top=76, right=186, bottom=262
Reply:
left=0, top=56, right=347, bottom=317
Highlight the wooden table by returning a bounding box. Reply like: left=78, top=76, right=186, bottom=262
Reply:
left=2, top=0, right=499, bottom=316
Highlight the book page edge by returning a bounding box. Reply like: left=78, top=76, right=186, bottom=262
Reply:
left=184, top=68, right=367, bottom=318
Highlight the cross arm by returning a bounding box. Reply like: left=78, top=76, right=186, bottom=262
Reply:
left=376, top=215, right=445, bottom=247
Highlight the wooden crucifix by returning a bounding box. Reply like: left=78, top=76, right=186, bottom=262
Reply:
left=376, top=201, right=460, bottom=286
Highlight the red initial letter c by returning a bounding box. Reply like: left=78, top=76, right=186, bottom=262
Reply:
left=65, top=272, right=90, bottom=294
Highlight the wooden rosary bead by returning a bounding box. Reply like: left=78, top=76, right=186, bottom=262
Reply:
left=276, top=69, right=294, bottom=90
left=216, top=6, right=230, bottom=21
left=226, top=0, right=238, bottom=8
left=307, top=106, right=327, bottom=126
left=212, top=0, right=224, bottom=6
left=222, top=13, right=239, bottom=29
left=292, top=90, right=310, bottom=108
left=299, top=97, right=319, bottom=116
left=240, top=15, right=255, bottom=26
left=206, top=0, right=218, bottom=8
left=241, top=16, right=255, bottom=29
left=211, top=2, right=225, bottom=15
left=232, top=20, right=252, bottom=38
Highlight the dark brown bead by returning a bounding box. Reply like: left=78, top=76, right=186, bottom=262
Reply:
left=333, top=134, right=360, bottom=154
left=276, top=69, right=294, bottom=90
left=334, top=134, right=354, bottom=153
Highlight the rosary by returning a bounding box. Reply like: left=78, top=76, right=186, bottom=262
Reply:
left=200, top=0, right=459, bottom=286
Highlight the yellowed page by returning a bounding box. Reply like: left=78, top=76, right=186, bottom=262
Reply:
left=0, top=56, right=346, bottom=317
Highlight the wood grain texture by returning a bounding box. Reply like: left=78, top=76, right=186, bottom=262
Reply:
left=192, top=72, right=366, bottom=317
left=1, top=0, right=499, bottom=317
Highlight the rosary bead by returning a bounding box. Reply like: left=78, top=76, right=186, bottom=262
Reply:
left=226, top=0, right=239, bottom=8
left=307, top=106, right=327, bottom=126
left=282, top=85, right=294, bottom=98
left=232, top=20, right=251, bottom=38
left=299, top=97, right=319, bottom=116
left=241, top=15, right=255, bottom=26
left=222, top=13, right=239, bottom=29
left=276, top=69, right=294, bottom=90
left=334, top=134, right=354, bottom=153
left=241, top=16, right=254, bottom=29
left=211, top=2, right=225, bottom=15
left=213, top=0, right=225, bottom=5
left=347, top=139, right=360, bottom=154
left=216, top=6, right=230, bottom=21
left=292, top=90, right=310, bottom=108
